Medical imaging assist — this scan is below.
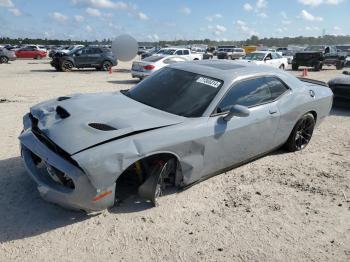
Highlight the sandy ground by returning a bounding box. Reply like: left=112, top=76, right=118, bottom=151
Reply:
left=0, top=59, right=349, bottom=262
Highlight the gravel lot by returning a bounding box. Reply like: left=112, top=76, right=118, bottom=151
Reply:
left=0, top=59, right=349, bottom=262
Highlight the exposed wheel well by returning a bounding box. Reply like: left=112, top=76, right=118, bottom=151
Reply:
left=115, top=153, right=182, bottom=202
left=308, top=110, right=317, bottom=123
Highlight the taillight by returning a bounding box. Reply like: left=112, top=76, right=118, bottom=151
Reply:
left=143, top=64, right=155, bottom=70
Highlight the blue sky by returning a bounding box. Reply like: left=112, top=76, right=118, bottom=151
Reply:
left=0, top=0, right=348, bottom=41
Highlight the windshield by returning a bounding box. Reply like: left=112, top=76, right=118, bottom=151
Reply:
left=142, top=56, right=163, bottom=62
left=68, top=47, right=83, bottom=55
left=336, top=46, right=350, bottom=52
left=157, top=49, right=175, bottom=55
left=124, top=67, right=223, bottom=117
left=242, top=52, right=265, bottom=61
left=304, top=46, right=325, bottom=51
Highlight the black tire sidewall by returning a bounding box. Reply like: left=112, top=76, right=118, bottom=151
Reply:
left=61, top=60, right=73, bottom=72
left=102, top=61, right=112, bottom=71
left=286, top=113, right=315, bottom=151
left=0, top=56, right=9, bottom=63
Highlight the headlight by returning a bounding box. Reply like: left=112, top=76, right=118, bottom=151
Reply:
left=23, top=113, right=32, bottom=131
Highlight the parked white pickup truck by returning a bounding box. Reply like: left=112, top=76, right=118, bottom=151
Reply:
left=240, top=51, right=288, bottom=70
left=154, top=48, right=203, bottom=60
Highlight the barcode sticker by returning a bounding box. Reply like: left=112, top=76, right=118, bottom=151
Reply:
left=196, top=77, right=221, bottom=88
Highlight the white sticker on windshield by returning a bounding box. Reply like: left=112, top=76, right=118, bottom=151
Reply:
left=196, top=77, right=221, bottom=88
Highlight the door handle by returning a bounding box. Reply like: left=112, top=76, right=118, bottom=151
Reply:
left=269, top=109, right=277, bottom=114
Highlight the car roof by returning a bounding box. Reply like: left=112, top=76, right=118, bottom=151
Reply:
left=169, top=60, right=284, bottom=84
left=252, top=51, right=270, bottom=54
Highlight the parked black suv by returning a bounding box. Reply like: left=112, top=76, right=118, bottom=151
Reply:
left=292, top=45, right=346, bottom=71
left=51, top=46, right=117, bottom=72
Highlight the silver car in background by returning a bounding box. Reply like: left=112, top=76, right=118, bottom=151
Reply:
left=0, top=47, right=16, bottom=63
left=19, top=61, right=333, bottom=211
left=131, top=55, right=188, bottom=79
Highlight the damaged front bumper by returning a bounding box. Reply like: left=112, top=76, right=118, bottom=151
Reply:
left=19, top=119, right=116, bottom=212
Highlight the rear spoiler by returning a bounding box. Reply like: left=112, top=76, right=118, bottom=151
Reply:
left=297, top=77, right=328, bottom=87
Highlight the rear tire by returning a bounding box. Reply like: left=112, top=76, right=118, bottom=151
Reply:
left=292, top=64, right=298, bottom=70
left=336, top=61, right=344, bottom=70
left=60, top=60, right=74, bottom=72
left=0, top=56, right=9, bottom=64
left=285, top=113, right=315, bottom=152
left=314, top=62, right=322, bottom=71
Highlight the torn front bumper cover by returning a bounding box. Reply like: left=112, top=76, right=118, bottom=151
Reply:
left=19, top=126, right=115, bottom=212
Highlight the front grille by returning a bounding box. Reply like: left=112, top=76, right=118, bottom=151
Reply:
left=296, top=53, right=320, bottom=60
left=29, top=150, right=75, bottom=190
left=29, top=113, right=80, bottom=168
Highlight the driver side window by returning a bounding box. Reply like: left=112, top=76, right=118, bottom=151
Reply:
left=175, top=50, right=183, bottom=55
left=76, top=47, right=89, bottom=55
left=216, top=77, right=288, bottom=113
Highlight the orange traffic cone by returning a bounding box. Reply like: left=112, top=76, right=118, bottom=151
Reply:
left=304, top=68, right=308, bottom=76
left=108, top=67, right=112, bottom=75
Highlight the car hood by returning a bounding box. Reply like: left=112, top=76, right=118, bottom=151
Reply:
left=30, top=92, right=185, bottom=155
left=240, top=59, right=264, bottom=64
left=297, top=51, right=323, bottom=54
left=329, top=75, right=350, bottom=85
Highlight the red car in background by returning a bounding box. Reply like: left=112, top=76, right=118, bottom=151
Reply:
left=15, top=46, right=47, bottom=59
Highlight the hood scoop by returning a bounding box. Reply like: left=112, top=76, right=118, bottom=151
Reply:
left=57, top=96, right=71, bottom=101
left=56, top=106, right=70, bottom=119
left=88, top=123, right=117, bottom=131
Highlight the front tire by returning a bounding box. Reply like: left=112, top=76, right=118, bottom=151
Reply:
left=279, top=64, right=285, bottom=70
left=292, top=64, right=298, bottom=71
left=138, top=158, right=176, bottom=206
left=0, top=56, right=9, bottom=64
left=285, top=113, right=315, bottom=152
left=60, top=60, right=74, bottom=72
left=35, top=55, right=41, bottom=60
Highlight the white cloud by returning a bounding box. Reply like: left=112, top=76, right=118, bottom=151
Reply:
left=280, top=11, right=287, bottom=19
left=1, top=0, right=21, bottom=17
left=235, top=20, right=258, bottom=36
left=257, top=12, right=268, bottom=18
left=325, top=0, right=344, bottom=4
left=298, top=0, right=343, bottom=6
left=0, top=0, right=13, bottom=7
left=306, top=25, right=320, bottom=31
left=71, top=0, right=127, bottom=9
left=179, top=7, right=191, bottom=15
left=137, top=12, right=148, bottom=20
left=256, top=0, right=267, bottom=9
left=243, top=3, right=253, bottom=11
left=205, top=13, right=222, bottom=22
left=298, top=0, right=323, bottom=6
left=300, top=9, right=323, bottom=21
left=212, top=24, right=227, bottom=36
left=147, top=34, right=159, bottom=41
left=51, top=12, right=69, bottom=23
left=85, top=25, right=92, bottom=32
left=334, top=25, right=341, bottom=30
left=86, top=7, right=101, bottom=16
left=74, top=15, right=84, bottom=22
left=282, top=20, right=292, bottom=25
left=8, top=7, right=21, bottom=16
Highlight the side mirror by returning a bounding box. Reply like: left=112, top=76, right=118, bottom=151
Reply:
left=223, top=105, right=250, bottom=121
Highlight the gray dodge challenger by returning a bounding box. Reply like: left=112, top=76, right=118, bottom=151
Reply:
left=19, top=61, right=333, bottom=211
